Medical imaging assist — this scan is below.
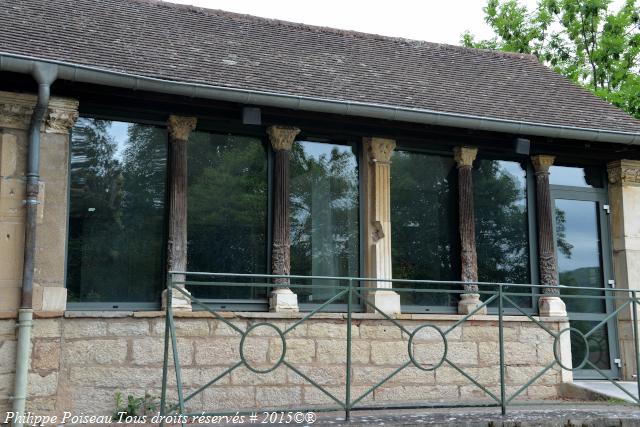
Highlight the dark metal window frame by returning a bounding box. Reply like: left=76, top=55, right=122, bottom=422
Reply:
left=66, top=112, right=170, bottom=311
left=293, top=136, right=363, bottom=313
left=392, top=145, right=541, bottom=315
left=550, top=166, right=620, bottom=379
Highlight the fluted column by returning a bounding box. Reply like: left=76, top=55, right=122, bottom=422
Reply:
left=532, top=155, right=566, bottom=317
left=454, top=146, right=486, bottom=314
left=162, top=115, right=197, bottom=311
left=268, top=125, right=300, bottom=312
left=363, top=137, right=401, bottom=315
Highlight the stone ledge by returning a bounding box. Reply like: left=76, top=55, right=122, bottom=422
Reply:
left=64, top=311, right=133, bottom=318
left=56, top=310, right=568, bottom=323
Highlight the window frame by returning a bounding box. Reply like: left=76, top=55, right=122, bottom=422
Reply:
left=65, top=113, right=170, bottom=311
left=472, top=154, right=540, bottom=315
left=184, top=129, right=272, bottom=312
left=292, top=137, right=363, bottom=313
left=391, top=144, right=461, bottom=314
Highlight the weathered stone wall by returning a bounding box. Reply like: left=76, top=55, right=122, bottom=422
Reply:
left=0, top=314, right=567, bottom=417
left=0, top=90, right=78, bottom=315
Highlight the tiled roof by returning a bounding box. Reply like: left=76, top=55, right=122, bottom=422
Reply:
left=2, top=0, right=640, bottom=134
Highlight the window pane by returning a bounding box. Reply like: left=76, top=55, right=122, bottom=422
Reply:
left=186, top=132, right=268, bottom=300
left=555, top=199, right=605, bottom=313
left=67, top=118, right=167, bottom=303
left=391, top=151, right=459, bottom=308
left=474, top=159, right=531, bottom=308
left=549, top=165, right=603, bottom=188
left=290, top=141, right=359, bottom=304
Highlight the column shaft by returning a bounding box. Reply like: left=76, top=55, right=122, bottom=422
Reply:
left=363, top=137, right=400, bottom=315
left=271, top=149, right=291, bottom=284
left=267, top=125, right=300, bottom=312
left=532, top=155, right=566, bottom=317
left=454, top=146, right=484, bottom=314
left=163, top=115, right=196, bottom=311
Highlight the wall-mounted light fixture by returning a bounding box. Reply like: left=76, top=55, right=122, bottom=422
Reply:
left=242, top=107, right=261, bottom=125
left=514, top=137, right=530, bottom=155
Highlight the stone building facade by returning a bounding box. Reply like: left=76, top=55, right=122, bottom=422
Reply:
left=1, top=0, right=640, bottom=421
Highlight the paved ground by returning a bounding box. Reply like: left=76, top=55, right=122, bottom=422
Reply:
left=309, top=404, right=640, bottom=426
left=574, top=380, right=640, bottom=403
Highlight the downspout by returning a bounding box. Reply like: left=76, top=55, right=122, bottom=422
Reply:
left=12, top=63, right=57, bottom=426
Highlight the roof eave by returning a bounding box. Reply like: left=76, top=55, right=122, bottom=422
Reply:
left=2, top=52, right=639, bottom=145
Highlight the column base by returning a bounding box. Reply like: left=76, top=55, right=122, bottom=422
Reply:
left=161, top=287, right=192, bottom=311
left=365, top=290, right=401, bottom=316
left=538, top=296, right=567, bottom=317
left=269, top=288, right=299, bottom=312
left=458, top=293, right=487, bottom=315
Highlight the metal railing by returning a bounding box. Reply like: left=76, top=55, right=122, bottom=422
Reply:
left=160, top=272, right=640, bottom=425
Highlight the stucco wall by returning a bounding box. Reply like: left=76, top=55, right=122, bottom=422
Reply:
left=0, top=314, right=567, bottom=417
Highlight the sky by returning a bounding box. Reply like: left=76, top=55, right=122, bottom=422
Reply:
left=167, top=0, right=541, bottom=45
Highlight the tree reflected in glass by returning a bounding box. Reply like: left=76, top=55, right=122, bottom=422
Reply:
left=474, top=159, right=531, bottom=308
left=290, top=141, right=359, bottom=305
left=391, top=151, right=459, bottom=308
left=67, top=118, right=167, bottom=303
left=186, top=132, right=268, bottom=300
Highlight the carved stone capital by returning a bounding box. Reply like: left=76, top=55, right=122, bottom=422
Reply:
left=267, top=125, right=300, bottom=151
left=531, top=154, right=555, bottom=174
left=0, top=99, right=32, bottom=130
left=607, top=160, right=640, bottom=187
left=0, top=90, right=79, bottom=133
left=364, top=137, right=396, bottom=163
left=46, top=99, right=79, bottom=134
left=453, top=146, right=478, bottom=168
left=167, top=115, right=197, bottom=141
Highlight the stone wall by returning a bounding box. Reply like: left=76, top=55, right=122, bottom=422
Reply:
left=0, top=313, right=568, bottom=417
left=0, top=91, right=78, bottom=314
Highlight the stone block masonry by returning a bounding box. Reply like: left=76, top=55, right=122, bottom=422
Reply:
left=0, top=313, right=567, bottom=417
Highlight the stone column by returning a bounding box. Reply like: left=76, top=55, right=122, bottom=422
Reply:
left=162, top=115, right=197, bottom=311
left=362, top=137, right=401, bottom=315
left=0, top=91, right=78, bottom=315
left=454, top=146, right=486, bottom=315
left=607, top=160, right=640, bottom=380
left=268, top=125, right=300, bottom=312
left=532, top=155, right=567, bottom=317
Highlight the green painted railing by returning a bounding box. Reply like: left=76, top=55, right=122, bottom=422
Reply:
left=160, top=272, right=640, bottom=425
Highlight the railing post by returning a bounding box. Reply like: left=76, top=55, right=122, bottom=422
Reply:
left=632, top=291, right=640, bottom=405
left=160, top=273, right=172, bottom=425
left=345, top=279, right=353, bottom=420
left=498, top=284, right=506, bottom=415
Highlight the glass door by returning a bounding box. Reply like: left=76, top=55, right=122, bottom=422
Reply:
left=551, top=188, right=619, bottom=379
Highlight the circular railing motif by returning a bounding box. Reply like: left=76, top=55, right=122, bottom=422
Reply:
left=407, top=324, right=447, bottom=371
left=239, top=323, right=287, bottom=374
left=554, top=327, right=589, bottom=371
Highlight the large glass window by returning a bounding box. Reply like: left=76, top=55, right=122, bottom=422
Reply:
left=290, top=140, right=359, bottom=305
left=391, top=150, right=459, bottom=308
left=473, top=159, right=532, bottom=307
left=549, top=165, right=603, bottom=188
left=67, top=118, right=167, bottom=303
left=186, top=132, right=269, bottom=301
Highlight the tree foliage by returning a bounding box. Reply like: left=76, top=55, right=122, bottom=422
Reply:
left=462, top=0, right=640, bottom=118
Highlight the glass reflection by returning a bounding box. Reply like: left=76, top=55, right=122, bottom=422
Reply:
left=391, top=151, right=459, bottom=308
left=67, top=118, right=167, bottom=302
left=474, top=159, right=531, bottom=307
left=186, top=132, right=268, bottom=300
left=570, top=320, right=611, bottom=370
left=290, top=141, right=359, bottom=304
left=549, top=165, right=603, bottom=188
left=555, top=199, right=605, bottom=313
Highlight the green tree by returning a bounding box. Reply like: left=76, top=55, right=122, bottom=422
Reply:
left=462, top=0, right=640, bottom=118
